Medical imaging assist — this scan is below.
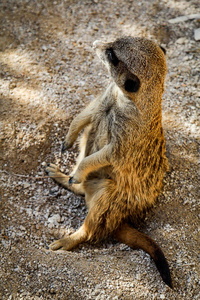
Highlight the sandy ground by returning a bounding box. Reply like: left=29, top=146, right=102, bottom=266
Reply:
left=0, top=0, right=199, bottom=299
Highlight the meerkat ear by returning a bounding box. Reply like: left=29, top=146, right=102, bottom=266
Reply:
left=160, top=46, right=166, bottom=55
left=124, top=76, right=140, bottom=93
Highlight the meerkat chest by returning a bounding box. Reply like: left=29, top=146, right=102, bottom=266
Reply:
left=89, top=106, right=134, bottom=154
left=83, top=101, right=117, bottom=156
left=94, top=103, right=115, bottom=145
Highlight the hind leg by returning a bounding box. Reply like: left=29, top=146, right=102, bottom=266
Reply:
left=49, top=210, right=94, bottom=251
left=45, top=163, right=85, bottom=195
left=49, top=179, right=120, bottom=251
left=49, top=223, right=88, bottom=250
left=49, top=202, right=98, bottom=251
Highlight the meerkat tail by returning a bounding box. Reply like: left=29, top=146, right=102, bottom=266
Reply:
left=114, top=223, right=172, bottom=288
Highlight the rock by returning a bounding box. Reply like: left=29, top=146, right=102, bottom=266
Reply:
left=194, top=28, right=200, bottom=41
left=42, top=45, right=47, bottom=51
left=23, top=182, right=31, bottom=189
left=19, top=225, right=26, bottom=231
left=169, top=14, right=200, bottom=24
left=176, top=37, right=187, bottom=44
left=48, top=222, right=54, bottom=229
left=47, top=214, right=64, bottom=227
left=169, top=16, right=188, bottom=24
left=9, top=82, right=17, bottom=89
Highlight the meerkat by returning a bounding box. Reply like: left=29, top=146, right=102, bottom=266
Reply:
left=45, top=36, right=172, bottom=288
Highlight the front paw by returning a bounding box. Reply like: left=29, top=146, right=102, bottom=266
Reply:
left=44, top=163, right=60, bottom=178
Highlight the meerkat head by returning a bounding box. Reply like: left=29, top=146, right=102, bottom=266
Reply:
left=93, top=37, right=167, bottom=99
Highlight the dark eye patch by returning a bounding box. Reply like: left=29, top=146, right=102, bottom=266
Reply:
left=106, top=48, right=119, bottom=66
left=124, top=77, right=140, bottom=93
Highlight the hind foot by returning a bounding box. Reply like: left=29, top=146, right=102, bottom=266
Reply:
left=49, top=224, right=88, bottom=251
left=49, top=237, right=75, bottom=251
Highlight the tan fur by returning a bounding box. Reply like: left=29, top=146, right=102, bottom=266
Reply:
left=45, top=37, right=172, bottom=287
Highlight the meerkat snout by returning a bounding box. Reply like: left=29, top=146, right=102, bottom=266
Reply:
left=93, top=40, right=101, bottom=49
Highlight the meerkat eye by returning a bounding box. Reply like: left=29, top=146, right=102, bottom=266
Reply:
left=106, top=48, right=119, bottom=66
left=124, top=77, right=140, bottom=93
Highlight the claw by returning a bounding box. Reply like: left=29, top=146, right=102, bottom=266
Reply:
left=69, top=176, right=74, bottom=185
left=69, top=176, right=81, bottom=185
left=44, top=165, right=50, bottom=175
left=44, top=243, right=50, bottom=250
left=61, top=141, right=68, bottom=153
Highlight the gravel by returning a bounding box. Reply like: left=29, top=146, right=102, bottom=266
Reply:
left=0, top=0, right=199, bottom=299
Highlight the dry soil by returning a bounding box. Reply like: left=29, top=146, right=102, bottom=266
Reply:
left=0, top=0, right=199, bottom=299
